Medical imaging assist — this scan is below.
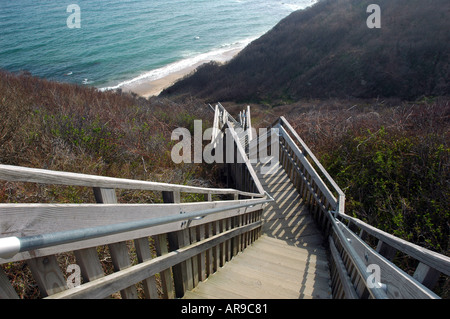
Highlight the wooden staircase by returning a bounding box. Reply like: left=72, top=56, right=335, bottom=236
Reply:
left=1, top=103, right=449, bottom=299
left=184, top=161, right=331, bottom=299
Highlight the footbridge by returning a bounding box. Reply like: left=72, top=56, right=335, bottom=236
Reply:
left=0, top=103, right=449, bottom=299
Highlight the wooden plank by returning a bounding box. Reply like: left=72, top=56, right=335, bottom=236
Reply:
left=263, top=180, right=295, bottom=194
left=46, top=221, right=262, bottom=299
left=214, top=221, right=220, bottom=271
left=70, top=188, right=106, bottom=293
left=184, top=285, right=247, bottom=299
left=0, top=164, right=262, bottom=198
left=328, top=237, right=358, bottom=299
left=197, top=225, right=207, bottom=282
left=336, top=221, right=439, bottom=299
left=226, top=250, right=330, bottom=285
left=235, top=245, right=329, bottom=274
left=226, top=124, right=265, bottom=195
left=206, top=222, right=214, bottom=276
left=279, top=126, right=337, bottom=208
left=181, top=229, right=194, bottom=292
left=278, top=118, right=345, bottom=201
left=338, top=213, right=450, bottom=277
left=108, top=242, right=138, bottom=298
left=0, top=266, right=19, bottom=299
left=164, top=190, right=190, bottom=298
left=263, top=198, right=305, bottom=219
left=185, top=235, right=331, bottom=299
left=376, top=240, right=397, bottom=261
left=223, top=260, right=330, bottom=299
left=196, top=266, right=299, bottom=299
left=134, top=237, right=159, bottom=299
left=27, top=255, right=67, bottom=297
left=190, top=227, right=199, bottom=287
left=154, top=234, right=174, bottom=299
left=256, top=235, right=327, bottom=256
left=413, top=262, right=441, bottom=290
left=262, top=215, right=321, bottom=241
left=226, top=218, right=232, bottom=261
left=0, top=199, right=265, bottom=263
left=74, top=248, right=104, bottom=282
left=221, top=219, right=227, bottom=266
left=95, top=188, right=138, bottom=299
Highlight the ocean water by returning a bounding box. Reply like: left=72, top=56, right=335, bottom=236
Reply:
left=0, top=0, right=316, bottom=90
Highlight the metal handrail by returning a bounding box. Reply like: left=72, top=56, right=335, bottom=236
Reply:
left=0, top=195, right=273, bottom=259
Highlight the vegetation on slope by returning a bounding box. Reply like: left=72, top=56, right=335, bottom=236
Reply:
left=0, top=0, right=448, bottom=298
left=0, top=70, right=226, bottom=298
left=0, top=69, right=219, bottom=204
left=247, top=97, right=449, bottom=296
left=162, top=0, right=449, bottom=103
left=163, top=0, right=450, bottom=274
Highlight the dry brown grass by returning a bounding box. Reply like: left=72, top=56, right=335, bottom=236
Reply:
left=0, top=70, right=222, bottom=298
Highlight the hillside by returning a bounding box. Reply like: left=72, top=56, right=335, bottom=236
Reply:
left=0, top=0, right=449, bottom=297
left=161, top=0, right=450, bottom=103
left=0, top=71, right=448, bottom=298
left=0, top=70, right=220, bottom=205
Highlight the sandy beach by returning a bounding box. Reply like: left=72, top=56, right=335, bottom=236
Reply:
left=120, top=47, right=243, bottom=98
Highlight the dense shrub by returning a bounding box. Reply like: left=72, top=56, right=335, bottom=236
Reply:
left=275, top=98, right=449, bottom=257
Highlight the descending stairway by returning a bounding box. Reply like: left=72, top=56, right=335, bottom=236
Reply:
left=1, top=104, right=448, bottom=299
left=184, top=161, right=331, bottom=299
left=254, top=161, right=324, bottom=246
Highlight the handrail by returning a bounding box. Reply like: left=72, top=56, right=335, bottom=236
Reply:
left=225, top=118, right=265, bottom=196
left=0, top=197, right=273, bottom=259
left=336, top=212, right=450, bottom=276
left=278, top=125, right=337, bottom=208
left=275, top=117, right=450, bottom=277
left=272, top=115, right=449, bottom=298
left=266, top=116, right=345, bottom=213
left=0, top=102, right=270, bottom=299
left=215, top=102, right=240, bottom=128
left=0, top=164, right=264, bottom=198
left=327, top=211, right=388, bottom=299
left=276, top=116, right=450, bottom=277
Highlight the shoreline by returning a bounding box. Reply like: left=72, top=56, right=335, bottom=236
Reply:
left=116, top=47, right=244, bottom=98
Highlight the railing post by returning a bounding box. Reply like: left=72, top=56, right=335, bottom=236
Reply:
left=413, top=262, right=441, bottom=290
left=134, top=237, right=159, bottom=299
left=27, top=255, right=68, bottom=297
left=163, top=190, right=194, bottom=298
left=197, top=197, right=208, bottom=282
left=154, top=233, right=175, bottom=299
left=376, top=240, right=397, bottom=261
left=94, top=187, right=138, bottom=299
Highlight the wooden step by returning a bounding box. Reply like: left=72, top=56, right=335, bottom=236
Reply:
left=257, top=235, right=327, bottom=256
left=262, top=215, right=322, bottom=241
left=184, top=235, right=331, bottom=299
left=183, top=157, right=330, bottom=299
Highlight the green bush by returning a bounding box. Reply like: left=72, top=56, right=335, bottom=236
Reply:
left=323, top=127, right=449, bottom=254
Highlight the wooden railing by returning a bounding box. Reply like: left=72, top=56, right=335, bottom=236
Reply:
left=0, top=106, right=268, bottom=299
left=266, top=116, right=450, bottom=299
left=1, top=103, right=448, bottom=300
left=210, top=103, right=264, bottom=197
